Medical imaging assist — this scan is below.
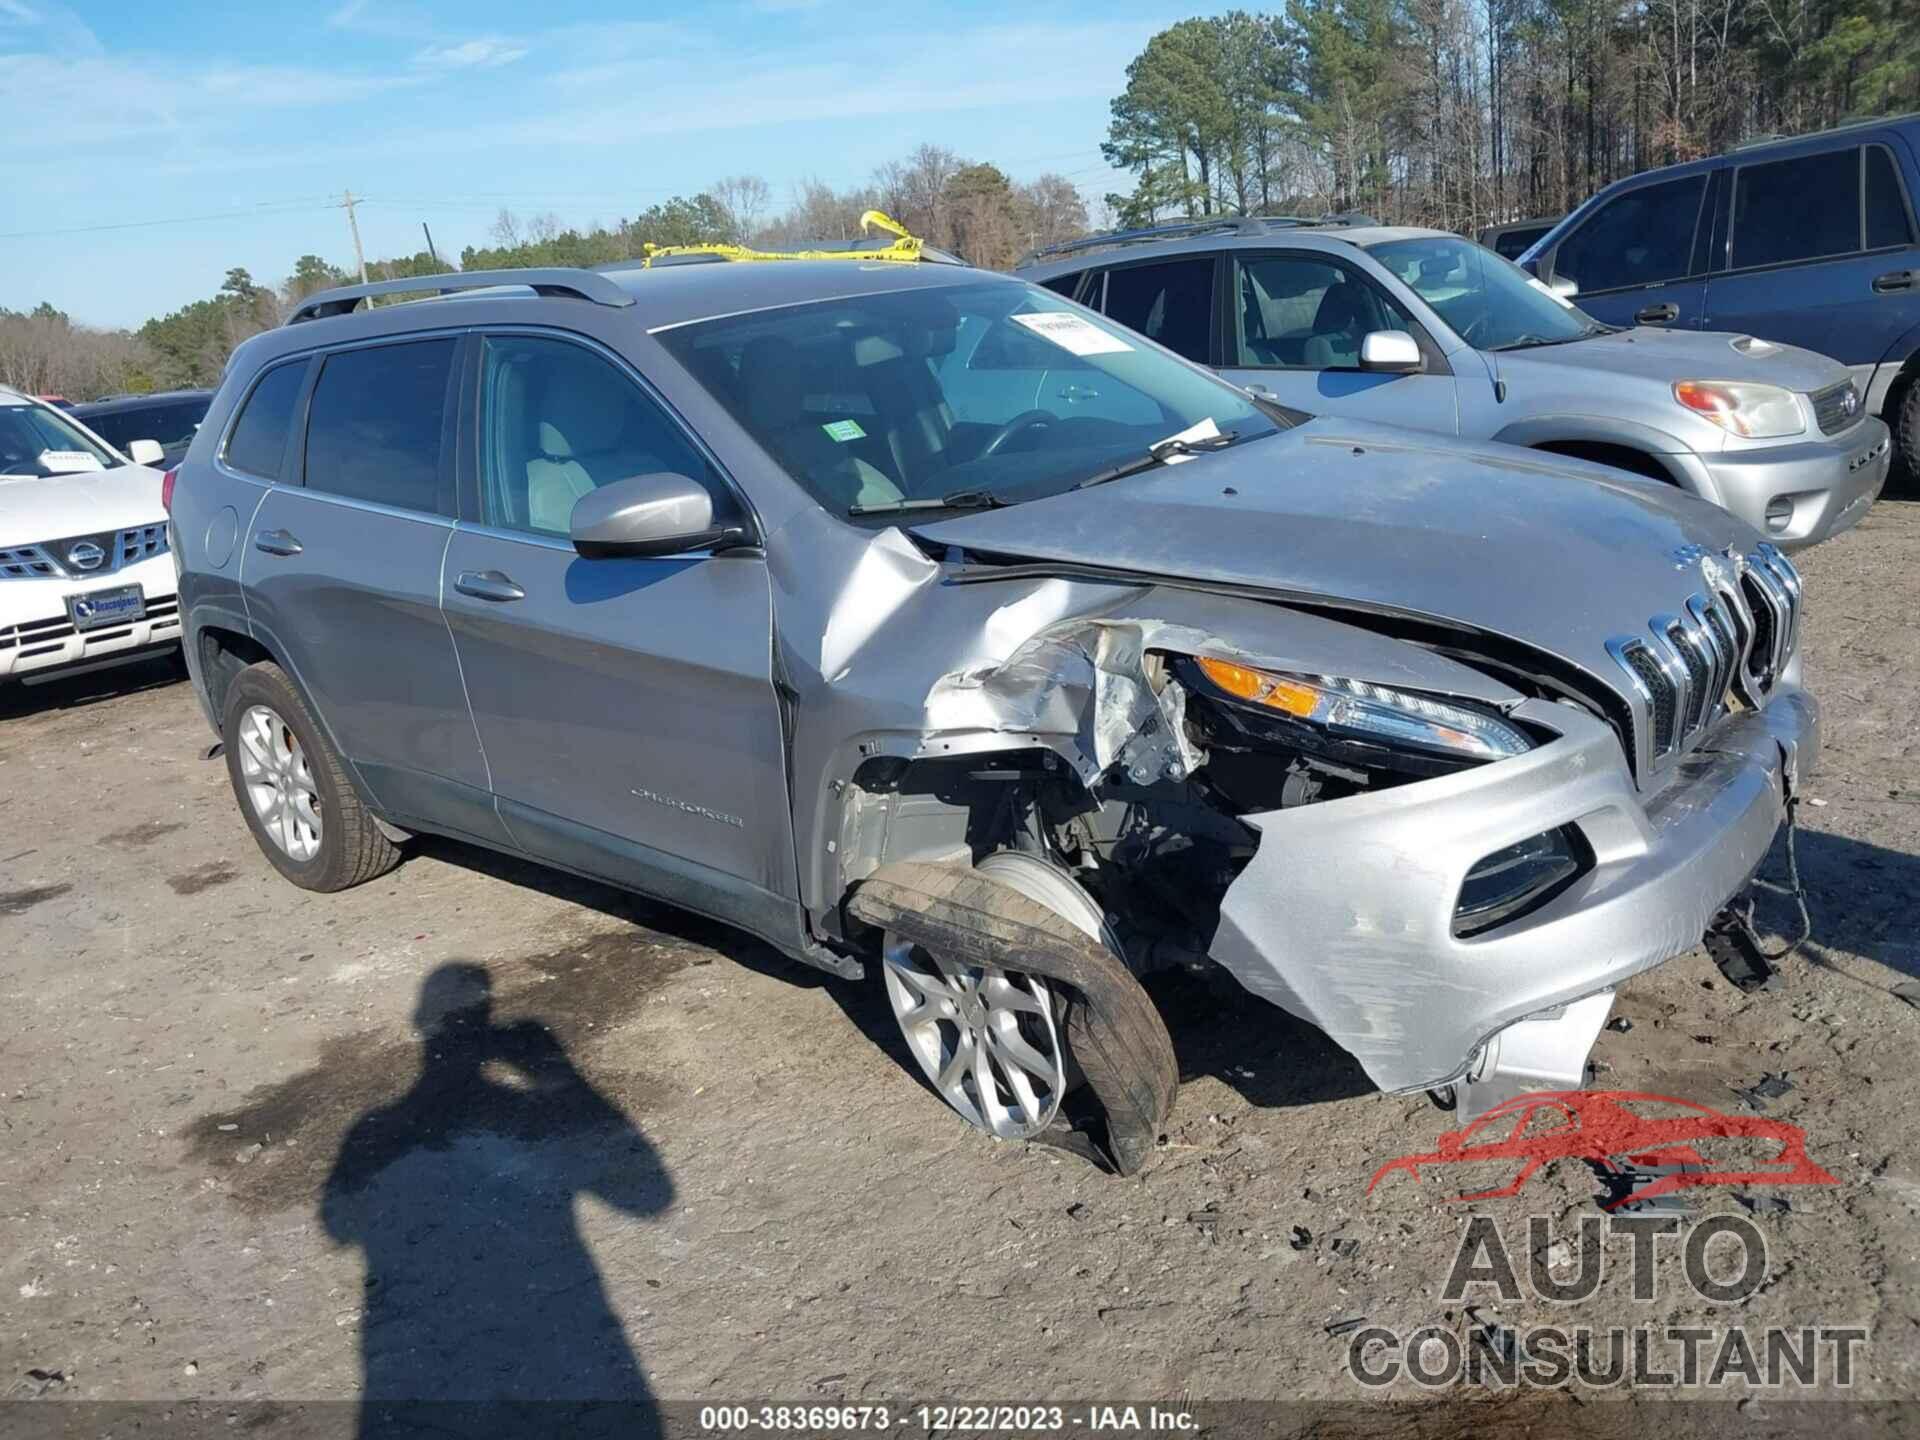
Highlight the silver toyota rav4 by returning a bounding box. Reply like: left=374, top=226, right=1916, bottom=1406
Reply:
left=170, top=251, right=1816, bottom=1171
left=1017, top=218, right=1890, bottom=551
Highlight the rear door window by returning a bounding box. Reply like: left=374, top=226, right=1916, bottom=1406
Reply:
left=1098, top=258, right=1214, bottom=363
left=1866, top=145, right=1917, bottom=251
left=301, top=340, right=456, bottom=514
left=1731, top=148, right=1862, bottom=269
left=1553, top=175, right=1707, bottom=294
left=223, top=363, right=307, bottom=480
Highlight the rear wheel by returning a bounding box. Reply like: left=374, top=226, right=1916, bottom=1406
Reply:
left=1893, top=370, right=1920, bottom=482
left=221, top=661, right=400, bottom=891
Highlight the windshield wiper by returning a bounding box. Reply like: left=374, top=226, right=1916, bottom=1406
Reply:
left=847, top=488, right=1011, bottom=518
left=1074, top=430, right=1239, bottom=491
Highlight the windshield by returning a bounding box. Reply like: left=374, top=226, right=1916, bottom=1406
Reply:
left=1365, top=236, right=1602, bottom=351
left=0, top=400, right=122, bottom=479
left=654, top=280, right=1279, bottom=517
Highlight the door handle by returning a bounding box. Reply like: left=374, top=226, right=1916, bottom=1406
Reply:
left=453, top=569, right=525, bottom=602
left=253, top=528, right=302, bottom=557
left=1873, top=269, right=1916, bottom=294
left=1635, top=302, right=1679, bottom=324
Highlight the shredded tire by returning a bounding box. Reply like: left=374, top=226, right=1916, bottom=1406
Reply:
left=848, top=860, right=1178, bottom=1175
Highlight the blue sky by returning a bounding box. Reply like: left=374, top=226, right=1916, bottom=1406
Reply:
left=0, top=0, right=1202, bottom=329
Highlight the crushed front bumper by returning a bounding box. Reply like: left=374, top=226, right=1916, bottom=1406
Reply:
left=1683, top=417, right=1890, bottom=550
left=1209, top=691, right=1817, bottom=1101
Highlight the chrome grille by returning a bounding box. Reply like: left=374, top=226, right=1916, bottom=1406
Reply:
left=0, top=524, right=169, bottom=580
left=0, top=544, right=59, bottom=578
left=1606, top=544, right=1802, bottom=777
left=1810, top=380, right=1862, bottom=435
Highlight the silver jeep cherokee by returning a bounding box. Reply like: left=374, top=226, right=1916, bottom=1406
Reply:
left=169, top=252, right=1815, bottom=1169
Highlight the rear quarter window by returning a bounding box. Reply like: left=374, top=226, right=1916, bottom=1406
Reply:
left=224, top=363, right=308, bottom=480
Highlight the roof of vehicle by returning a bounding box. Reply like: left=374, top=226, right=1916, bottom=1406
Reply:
left=229, top=258, right=1022, bottom=375
left=69, top=389, right=214, bottom=414
left=1016, top=222, right=1455, bottom=282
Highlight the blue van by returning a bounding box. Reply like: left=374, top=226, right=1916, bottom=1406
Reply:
left=1520, top=114, right=1920, bottom=474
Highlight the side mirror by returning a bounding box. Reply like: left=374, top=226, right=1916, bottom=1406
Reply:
left=126, top=438, right=165, bottom=466
left=570, top=472, right=744, bottom=559
left=1359, top=330, right=1423, bottom=373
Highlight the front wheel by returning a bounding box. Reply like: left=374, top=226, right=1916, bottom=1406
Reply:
left=221, top=661, right=400, bottom=892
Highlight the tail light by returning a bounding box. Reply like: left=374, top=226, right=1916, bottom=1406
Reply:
left=161, top=466, right=179, bottom=514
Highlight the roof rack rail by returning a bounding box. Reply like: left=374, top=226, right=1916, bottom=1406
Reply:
left=1729, top=110, right=1920, bottom=152
left=1019, top=211, right=1379, bottom=266
left=286, top=268, right=636, bottom=325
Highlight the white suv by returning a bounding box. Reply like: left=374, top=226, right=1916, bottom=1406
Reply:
left=1, top=386, right=181, bottom=687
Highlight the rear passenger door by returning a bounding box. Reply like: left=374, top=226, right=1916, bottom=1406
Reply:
left=239, top=334, right=502, bottom=845
left=1539, top=172, right=1712, bottom=330
left=441, top=331, right=797, bottom=905
left=1705, top=142, right=1920, bottom=374
left=1217, top=251, right=1458, bottom=433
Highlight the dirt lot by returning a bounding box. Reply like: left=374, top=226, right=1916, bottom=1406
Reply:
left=2, top=484, right=1918, bottom=1431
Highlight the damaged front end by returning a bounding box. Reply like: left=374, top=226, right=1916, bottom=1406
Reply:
left=811, top=554, right=1816, bottom=1137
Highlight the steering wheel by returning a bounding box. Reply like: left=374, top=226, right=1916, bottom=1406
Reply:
left=1454, top=311, right=1492, bottom=347
left=978, top=409, right=1057, bottom=459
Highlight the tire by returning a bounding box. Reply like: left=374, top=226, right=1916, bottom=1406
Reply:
left=1894, top=371, right=1920, bottom=482
left=221, top=660, right=400, bottom=892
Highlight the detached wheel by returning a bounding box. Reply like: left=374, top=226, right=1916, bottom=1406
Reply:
left=881, top=852, right=1114, bottom=1140
left=222, top=661, right=399, bottom=891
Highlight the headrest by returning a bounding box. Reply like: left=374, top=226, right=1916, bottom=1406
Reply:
left=535, top=355, right=629, bottom=458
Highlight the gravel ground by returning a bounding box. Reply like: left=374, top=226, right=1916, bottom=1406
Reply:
left=1, top=482, right=1916, bottom=1432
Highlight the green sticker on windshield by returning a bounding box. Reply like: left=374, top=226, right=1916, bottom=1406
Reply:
left=822, top=419, right=866, bottom=442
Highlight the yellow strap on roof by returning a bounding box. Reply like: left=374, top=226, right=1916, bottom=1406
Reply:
left=641, top=210, right=924, bottom=267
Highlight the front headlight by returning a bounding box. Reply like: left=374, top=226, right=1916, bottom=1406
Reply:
left=1673, top=380, right=1805, bottom=439
left=1193, top=657, right=1531, bottom=765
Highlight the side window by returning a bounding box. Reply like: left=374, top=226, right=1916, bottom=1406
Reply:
left=1038, top=273, right=1083, bottom=299
left=1732, top=148, right=1862, bottom=269
left=1866, top=145, right=1917, bottom=251
left=302, top=339, right=455, bottom=513
left=1553, top=175, right=1707, bottom=294
left=478, top=335, right=716, bottom=539
left=1100, top=258, right=1213, bottom=363
left=223, top=361, right=307, bottom=480
left=1234, top=255, right=1412, bottom=370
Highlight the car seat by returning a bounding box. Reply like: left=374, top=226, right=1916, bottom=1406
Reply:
left=739, top=336, right=903, bottom=511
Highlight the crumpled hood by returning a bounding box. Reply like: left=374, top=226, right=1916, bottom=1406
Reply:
left=0, top=464, right=165, bottom=542
left=1497, top=325, right=1849, bottom=392
left=911, top=420, right=1763, bottom=692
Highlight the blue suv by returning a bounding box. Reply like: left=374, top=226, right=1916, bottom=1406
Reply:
left=1520, top=114, right=1920, bottom=475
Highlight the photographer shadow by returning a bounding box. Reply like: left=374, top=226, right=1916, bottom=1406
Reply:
left=323, top=962, right=672, bottom=1438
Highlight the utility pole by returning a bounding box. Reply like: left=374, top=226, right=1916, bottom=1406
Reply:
left=341, top=190, right=369, bottom=284
left=421, top=222, right=441, bottom=268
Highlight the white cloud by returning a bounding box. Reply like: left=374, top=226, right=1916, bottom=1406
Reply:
left=413, top=38, right=529, bottom=71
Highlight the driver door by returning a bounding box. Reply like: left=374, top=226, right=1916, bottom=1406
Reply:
left=441, top=330, right=797, bottom=904
left=1218, top=252, right=1459, bottom=434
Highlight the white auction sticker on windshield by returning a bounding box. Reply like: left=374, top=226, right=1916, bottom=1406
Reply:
left=1011, top=311, right=1134, bottom=356
left=38, top=450, right=104, bottom=474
